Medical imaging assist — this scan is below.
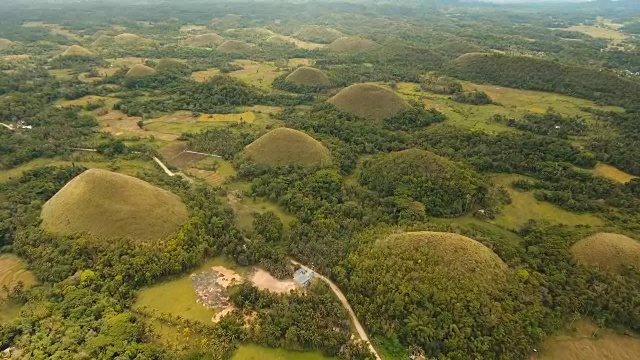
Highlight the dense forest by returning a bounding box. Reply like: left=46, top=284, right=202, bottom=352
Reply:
left=1, top=0, right=640, bottom=360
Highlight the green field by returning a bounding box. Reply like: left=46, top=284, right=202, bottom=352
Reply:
left=227, top=190, right=296, bottom=232
left=134, top=257, right=250, bottom=324
left=491, top=174, right=603, bottom=229
left=232, top=344, right=337, bottom=360
left=0, top=254, right=37, bottom=298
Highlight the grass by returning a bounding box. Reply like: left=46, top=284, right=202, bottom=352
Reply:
left=243, top=128, right=331, bottom=167
left=217, top=40, right=255, bottom=53
left=49, top=69, right=74, bottom=80
left=593, top=163, right=636, bottom=184
left=41, top=168, right=188, bottom=242
left=285, top=67, right=331, bottom=87
left=570, top=233, right=640, bottom=274
left=191, top=68, right=221, bottom=82
left=229, top=60, right=284, bottom=90
left=0, top=302, right=22, bottom=325
left=274, top=35, right=326, bottom=50
left=395, top=81, right=624, bottom=133
left=232, top=344, right=337, bottom=360
left=491, top=174, right=603, bottom=229
left=135, top=257, right=250, bottom=324
left=226, top=186, right=295, bottom=232
left=56, top=95, right=117, bottom=108
left=0, top=254, right=37, bottom=298
left=329, top=83, right=409, bottom=121
left=184, top=33, right=225, bottom=47
left=199, top=112, right=256, bottom=123
left=538, top=319, right=640, bottom=360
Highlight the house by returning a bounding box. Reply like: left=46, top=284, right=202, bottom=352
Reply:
left=293, top=267, right=314, bottom=287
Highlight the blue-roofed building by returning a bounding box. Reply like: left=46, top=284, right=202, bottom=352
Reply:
left=293, top=267, right=315, bottom=287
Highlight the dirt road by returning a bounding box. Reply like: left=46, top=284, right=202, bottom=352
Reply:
left=0, top=123, right=14, bottom=130
left=290, top=260, right=382, bottom=360
left=153, top=156, right=193, bottom=183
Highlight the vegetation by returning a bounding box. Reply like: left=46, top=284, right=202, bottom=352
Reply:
left=243, top=128, right=331, bottom=168
left=218, top=40, right=255, bottom=53
left=184, top=33, right=225, bottom=47
left=40, top=169, right=189, bottom=242
left=327, top=37, right=377, bottom=53
left=284, top=67, right=331, bottom=88
left=294, top=25, right=343, bottom=44
left=126, top=64, right=157, bottom=78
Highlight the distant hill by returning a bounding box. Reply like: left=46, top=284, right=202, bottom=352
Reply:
left=61, top=45, right=93, bottom=57
left=285, top=67, right=331, bottom=87
left=327, top=36, right=377, bottom=53
left=294, top=25, right=343, bottom=44
left=126, top=64, right=156, bottom=77
left=41, top=169, right=188, bottom=242
left=447, top=52, right=640, bottom=108
left=217, top=40, right=254, bottom=53
left=184, top=33, right=225, bottom=47
left=571, top=233, right=640, bottom=274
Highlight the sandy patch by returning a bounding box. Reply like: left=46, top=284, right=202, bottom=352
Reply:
left=212, top=266, right=243, bottom=287
left=250, top=268, right=297, bottom=294
left=191, top=266, right=243, bottom=324
left=213, top=307, right=235, bottom=323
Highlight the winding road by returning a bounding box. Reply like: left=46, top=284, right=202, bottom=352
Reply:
left=152, top=156, right=193, bottom=183
left=290, top=260, right=382, bottom=360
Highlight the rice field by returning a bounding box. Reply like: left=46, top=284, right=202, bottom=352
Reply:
left=491, top=174, right=603, bottom=229
left=0, top=254, right=37, bottom=298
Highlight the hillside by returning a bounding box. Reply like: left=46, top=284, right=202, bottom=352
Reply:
left=358, top=149, right=487, bottom=217
left=348, top=231, right=519, bottom=359
left=327, top=36, right=377, bottom=53
left=114, top=33, right=154, bottom=47
left=0, top=38, right=13, bottom=50
left=571, top=233, right=640, bottom=274
left=243, top=127, right=330, bottom=167
left=126, top=64, right=157, bottom=77
left=184, top=33, right=225, bottom=47
left=294, top=25, right=343, bottom=44
left=447, top=53, right=640, bottom=108
left=284, top=67, right=331, bottom=87
left=217, top=40, right=254, bottom=53
left=328, top=83, right=409, bottom=121
left=40, top=169, right=188, bottom=242
left=61, top=45, right=93, bottom=57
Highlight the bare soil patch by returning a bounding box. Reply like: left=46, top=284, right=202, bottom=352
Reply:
left=250, top=268, right=296, bottom=293
left=191, top=266, right=242, bottom=323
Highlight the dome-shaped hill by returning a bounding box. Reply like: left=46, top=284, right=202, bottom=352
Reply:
left=155, top=59, right=189, bottom=74
left=294, top=25, right=343, bottom=44
left=358, top=149, right=486, bottom=217
left=328, top=83, right=409, bottom=121
left=126, top=64, right=156, bottom=78
left=114, top=33, right=154, bottom=47
left=571, top=233, right=640, bottom=274
left=217, top=40, right=254, bottom=53
left=0, top=39, right=14, bottom=50
left=350, top=231, right=508, bottom=354
left=184, top=33, right=225, bottom=47
left=91, top=35, right=113, bottom=47
left=40, top=169, right=188, bottom=242
left=243, top=128, right=330, bottom=167
left=327, top=36, right=377, bottom=53
left=91, top=30, right=110, bottom=40
left=266, top=35, right=293, bottom=45
left=285, top=67, right=331, bottom=87
left=62, top=45, right=94, bottom=57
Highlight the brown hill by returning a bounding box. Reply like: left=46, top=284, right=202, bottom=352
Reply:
left=327, top=36, right=377, bottom=53
left=41, top=169, right=188, bottom=242
left=243, top=127, right=331, bottom=167
left=62, top=45, right=94, bottom=57
left=217, top=40, right=255, bottom=53
left=126, top=64, right=157, bottom=77
left=328, top=83, right=409, bottom=121
left=0, top=39, right=14, bottom=50
left=571, top=233, right=640, bottom=274
left=285, top=67, right=331, bottom=87
left=294, top=25, right=343, bottom=44
left=184, top=33, right=225, bottom=47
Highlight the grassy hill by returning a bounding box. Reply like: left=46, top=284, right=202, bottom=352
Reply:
left=266, top=35, right=292, bottom=45
left=294, top=25, right=343, bottom=44
left=114, top=33, right=154, bottom=47
left=0, top=38, right=13, bottom=50
left=184, top=33, right=225, bottom=47
left=40, top=169, right=188, bottom=242
left=358, top=149, right=487, bottom=217
left=571, top=233, right=640, bottom=274
left=61, top=45, right=93, bottom=57
left=327, top=36, right=377, bottom=53
left=126, top=64, right=157, bottom=77
left=217, top=40, right=254, bottom=53
left=447, top=52, right=640, bottom=108
left=243, top=127, right=331, bottom=167
left=285, top=67, right=331, bottom=87
left=328, top=83, right=409, bottom=121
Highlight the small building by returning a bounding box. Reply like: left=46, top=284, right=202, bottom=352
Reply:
left=293, top=267, right=314, bottom=287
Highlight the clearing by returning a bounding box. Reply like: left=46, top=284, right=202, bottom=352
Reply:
left=593, top=163, right=636, bottom=184
left=232, top=345, right=337, bottom=360
left=198, top=112, right=256, bottom=123
left=250, top=269, right=296, bottom=293
left=0, top=254, right=37, bottom=298
left=226, top=189, right=295, bottom=232
left=491, top=174, right=603, bottom=229
left=135, top=257, right=249, bottom=324
left=228, top=60, right=284, bottom=90
left=191, top=68, right=221, bottom=82
left=538, top=319, right=640, bottom=360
